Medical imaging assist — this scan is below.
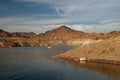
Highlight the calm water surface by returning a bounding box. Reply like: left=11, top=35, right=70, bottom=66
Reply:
left=0, top=45, right=120, bottom=80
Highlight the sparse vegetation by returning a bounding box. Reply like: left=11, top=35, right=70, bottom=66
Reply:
left=23, top=42, right=30, bottom=46
left=12, top=42, right=21, bottom=47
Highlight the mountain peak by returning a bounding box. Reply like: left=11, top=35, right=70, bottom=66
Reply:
left=59, top=25, right=69, bottom=28
left=55, top=25, right=74, bottom=32
left=58, top=25, right=71, bottom=30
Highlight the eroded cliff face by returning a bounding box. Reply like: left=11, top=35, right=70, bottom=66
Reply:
left=0, top=25, right=120, bottom=47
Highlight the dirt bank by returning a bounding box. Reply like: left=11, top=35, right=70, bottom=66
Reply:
left=54, top=36, right=120, bottom=65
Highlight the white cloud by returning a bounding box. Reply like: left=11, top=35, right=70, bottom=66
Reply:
left=68, top=24, right=93, bottom=32
left=0, top=17, right=27, bottom=25
left=1, top=17, right=120, bottom=33
left=11, top=0, right=120, bottom=30
left=1, top=0, right=120, bottom=33
left=0, top=16, right=81, bottom=26
left=0, top=17, right=71, bottom=33
left=14, top=0, right=120, bottom=18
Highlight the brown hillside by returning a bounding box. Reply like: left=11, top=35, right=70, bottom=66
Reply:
left=0, top=29, right=11, bottom=37
left=0, top=29, right=36, bottom=38
left=11, top=32, right=36, bottom=38
left=0, top=25, right=120, bottom=47
left=34, top=26, right=120, bottom=41
left=55, top=35, right=120, bottom=64
left=36, top=25, right=85, bottom=40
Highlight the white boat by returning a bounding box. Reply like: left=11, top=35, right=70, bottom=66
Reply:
left=47, top=46, right=51, bottom=48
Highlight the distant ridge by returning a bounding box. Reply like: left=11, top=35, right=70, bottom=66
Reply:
left=0, top=29, right=11, bottom=37
left=0, top=29, right=36, bottom=38
left=0, top=25, right=120, bottom=47
left=34, top=25, right=120, bottom=41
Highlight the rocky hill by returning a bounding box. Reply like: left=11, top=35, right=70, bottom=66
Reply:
left=35, top=26, right=84, bottom=40
left=0, top=25, right=120, bottom=47
left=37, top=26, right=120, bottom=40
left=0, top=29, right=37, bottom=47
left=32, top=26, right=86, bottom=45
left=0, top=29, right=36, bottom=38
left=35, top=26, right=103, bottom=40
left=32, top=25, right=120, bottom=46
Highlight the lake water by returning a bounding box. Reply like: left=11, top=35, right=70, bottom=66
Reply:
left=0, top=45, right=120, bottom=80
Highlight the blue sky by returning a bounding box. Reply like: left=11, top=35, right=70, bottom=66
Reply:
left=0, top=0, right=120, bottom=33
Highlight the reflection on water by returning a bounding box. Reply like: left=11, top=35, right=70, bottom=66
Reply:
left=68, top=61, right=120, bottom=78
left=0, top=45, right=120, bottom=80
